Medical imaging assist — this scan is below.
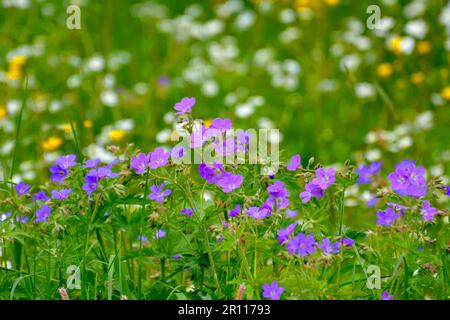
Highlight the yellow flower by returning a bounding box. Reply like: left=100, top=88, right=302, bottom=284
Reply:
left=389, top=36, right=403, bottom=55
left=203, top=118, right=213, bottom=129
left=84, top=120, right=93, bottom=128
left=42, top=136, right=63, bottom=151
left=0, top=106, right=6, bottom=119
left=324, top=0, right=340, bottom=6
left=109, top=129, right=126, bottom=141
left=417, top=41, right=432, bottom=55
left=62, top=123, right=73, bottom=133
left=295, top=0, right=319, bottom=10
left=376, top=63, right=393, bottom=78
left=440, top=86, right=450, bottom=101
left=7, top=55, right=27, bottom=80
left=411, top=72, right=424, bottom=84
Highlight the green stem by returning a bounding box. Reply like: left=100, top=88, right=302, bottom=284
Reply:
left=138, top=169, right=151, bottom=299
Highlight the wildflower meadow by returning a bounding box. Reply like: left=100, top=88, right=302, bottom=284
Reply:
left=0, top=0, right=449, bottom=303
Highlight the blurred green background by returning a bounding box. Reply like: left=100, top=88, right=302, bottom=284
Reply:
left=1, top=0, right=449, bottom=184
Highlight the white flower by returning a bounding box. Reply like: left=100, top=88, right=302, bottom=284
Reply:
left=355, top=82, right=376, bottom=98
left=233, top=10, right=255, bottom=30
left=366, top=149, right=381, bottom=162
left=340, top=54, right=360, bottom=72
left=202, top=80, right=219, bottom=97
left=405, top=20, right=428, bottom=39
left=6, top=100, right=21, bottom=115
left=156, top=129, right=172, bottom=143
left=235, top=103, right=254, bottom=118
left=279, top=8, right=296, bottom=24
left=403, top=0, right=426, bottom=19
left=100, top=90, right=119, bottom=107
left=86, top=55, right=105, bottom=72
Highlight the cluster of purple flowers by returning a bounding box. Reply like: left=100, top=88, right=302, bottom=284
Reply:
left=130, top=147, right=170, bottom=175
left=387, top=160, right=427, bottom=198
left=356, top=162, right=382, bottom=184
left=266, top=180, right=290, bottom=210
left=299, top=167, right=335, bottom=203
left=246, top=202, right=272, bottom=220
left=49, top=154, right=77, bottom=184
left=199, top=162, right=243, bottom=193
left=282, top=229, right=354, bottom=256
left=82, top=159, right=120, bottom=196
left=286, top=233, right=317, bottom=256
left=189, top=118, right=251, bottom=156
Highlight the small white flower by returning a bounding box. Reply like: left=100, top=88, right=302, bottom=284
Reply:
left=100, top=90, right=119, bottom=107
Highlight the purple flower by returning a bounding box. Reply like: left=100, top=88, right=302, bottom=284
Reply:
left=82, top=174, right=99, bottom=196
left=356, top=162, right=382, bottom=184
left=34, top=204, right=51, bottom=223
left=286, top=233, right=317, bottom=256
left=246, top=202, right=272, bottom=220
left=148, top=183, right=172, bottom=203
left=83, top=159, right=101, bottom=169
left=155, top=229, right=166, bottom=239
left=171, top=146, right=185, bottom=159
left=446, top=186, right=450, bottom=196
left=421, top=200, right=437, bottom=222
left=318, top=238, right=341, bottom=254
left=213, top=137, right=236, bottom=157
left=381, top=290, right=393, bottom=300
left=172, top=254, right=182, bottom=260
left=137, top=235, right=149, bottom=242
left=286, top=154, right=301, bottom=171
left=236, top=130, right=251, bottom=153
left=180, top=208, right=194, bottom=217
left=56, top=154, right=77, bottom=169
left=277, top=223, right=297, bottom=244
left=174, top=97, right=195, bottom=114
left=51, top=188, right=72, bottom=200
left=376, top=208, right=398, bottom=227
left=387, top=202, right=409, bottom=215
left=15, top=182, right=30, bottom=196
left=262, top=281, right=284, bottom=300
left=32, top=190, right=49, bottom=202
left=216, top=172, right=243, bottom=193
left=286, top=210, right=298, bottom=218
left=312, top=167, right=335, bottom=190
left=388, top=160, right=427, bottom=198
left=149, top=147, right=170, bottom=169
left=367, top=195, right=379, bottom=208
left=130, top=153, right=151, bottom=175
left=341, top=237, right=355, bottom=247
left=299, top=182, right=324, bottom=203
left=49, top=165, right=68, bottom=184
left=158, top=76, right=170, bottom=86
left=199, top=162, right=225, bottom=184
left=209, top=118, right=232, bottom=131
left=267, top=180, right=290, bottom=210
left=228, top=204, right=241, bottom=217
left=16, top=215, right=29, bottom=224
